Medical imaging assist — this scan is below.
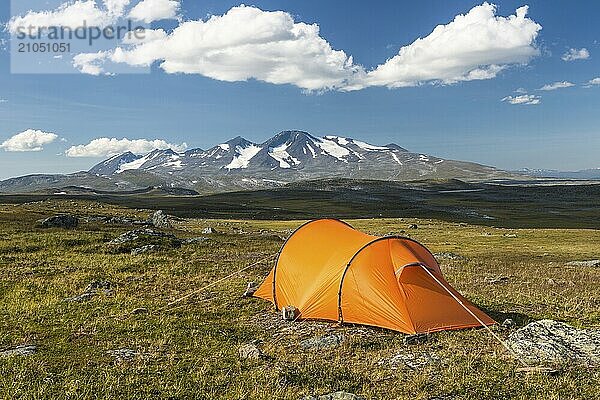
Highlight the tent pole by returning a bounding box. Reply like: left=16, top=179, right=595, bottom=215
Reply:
left=417, top=264, right=527, bottom=366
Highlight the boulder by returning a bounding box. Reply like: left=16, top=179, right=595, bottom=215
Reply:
left=507, top=319, right=600, bottom=366
left=150, top=210, right=171, bottom=228
left=408, top=224, right=418, bottom=229
left=64, top=280, right=113, bottom=302
left=0, top=345, right=37, bottom=358
left=301, top=334, right=345, bottom=350
left=301, top=392, right=364, bottom=400
left=202, top=227, right=217, bottom=234
left=238, top=343, right=262, bottom=360
left=40, top=215, right=79, bottom=229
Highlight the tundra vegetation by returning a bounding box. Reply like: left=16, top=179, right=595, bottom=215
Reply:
left=0, top=199, right=598, bottom=399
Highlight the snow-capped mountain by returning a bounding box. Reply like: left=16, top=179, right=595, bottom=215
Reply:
left=0, top=131, right=515, bottom=194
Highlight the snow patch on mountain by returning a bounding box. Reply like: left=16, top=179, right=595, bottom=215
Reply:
left=315, top=137, right=350, bottom=161
left=118, top=154, right=150, bottom=172
left=226, top=145, right=262, bottom=170
left=269, top=143, right=300, bottom=169
left=354, top=140, right=388, bottom=151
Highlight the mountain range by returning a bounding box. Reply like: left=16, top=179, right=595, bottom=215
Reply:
left=1, top=130, right=518, bottom=194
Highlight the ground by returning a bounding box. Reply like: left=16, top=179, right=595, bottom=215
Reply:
left=0, top=199, right=599, bottom=399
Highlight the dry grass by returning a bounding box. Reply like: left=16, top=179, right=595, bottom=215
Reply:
left=0, top=200, right=598, bottom=399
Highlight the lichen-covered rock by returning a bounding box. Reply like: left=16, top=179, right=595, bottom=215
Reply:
left=566, top=260, right=600, bottom=268
left=150, top=210, right=171, bottom=228
left=131, top=244, right=158, bottom=255
left=379, top=350, right=440, bottom=370
left=507, top=319, right=600, bottom=366
left=301, top=334, right=345, bottom=350
left=40, top=215, right=79, bottom=229
left=238, top=343, right=262, bottom=360
left=0, top=345, right=37, bottom=358
left=301, top=392, right=364, bottom=400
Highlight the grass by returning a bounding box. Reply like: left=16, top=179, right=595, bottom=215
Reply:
left=0, top=199, right=599, bottom=399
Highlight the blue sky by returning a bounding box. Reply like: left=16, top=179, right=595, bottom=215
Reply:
left=0, top=0, right=599, bottom=179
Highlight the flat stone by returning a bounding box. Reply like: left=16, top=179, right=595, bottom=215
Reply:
left=301, top=333, right=345, bottom=350
left=507, top=319, right=600, bottom=366
left=301, top=392, right=365, bottom=400
left=379, top=350, right=440, bottom=370
left=131, top=244, right=158, bottom=255
left=107, top=348, right=138, bottom=361
left=0, top=345, right=37, bottom=358
left=566, top=260, right=600, bottom=268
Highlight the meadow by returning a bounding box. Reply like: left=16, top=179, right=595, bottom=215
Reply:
left=0, top=199, right=598, bottom=399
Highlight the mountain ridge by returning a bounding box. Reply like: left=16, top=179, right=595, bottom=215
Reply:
left=1, top=130, right=519, bottom=194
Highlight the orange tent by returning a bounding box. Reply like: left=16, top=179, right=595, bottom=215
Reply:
left=254, top=219, right=495, bottom=334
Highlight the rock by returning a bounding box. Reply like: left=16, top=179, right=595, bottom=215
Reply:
left=379, top=350, right=440, bottom=370
left=484, top=276, right=509, bottom=284
left=243, top=282, right=259, bottom=297
left=301, top=333, right=345, bottom=350
left=507, top=319, right=600, bottom=366
left=40, top=215, right=79, bottom=229
left=403, top=333, right=430, bottom=345
left=501, top=318, right=516, bottom=329
left=131, top=307, right=148, bottom=315
left=503, top=233, right=518, bottom=238
left=150, top=210, right=171, bottom=228
left=566, top=260, right=600, bottom=268
left=301, top=392, right=364, bottom=400
left=433, top=252, right=466, bottom=261
left=131, top=244, right=157, bottom=255
left=202, top=227, right=217, bottom=234
left=109, top=229, right=181, bottom=245
left=238, top=343, right=262, bottom=360
left=107, top=348, right=138, bottom=361
left=408, top=224, right=418, bottom=229
left=64, top=280, right=113, bottom=302
left=0, top=345, right=37, bottom=358
left=183, top=237, right=209, bottom=244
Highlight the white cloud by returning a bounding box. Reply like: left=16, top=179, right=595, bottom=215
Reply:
left=501, top=94, right=541, bottom=105
left=73, top=50, right=112, bottom=75
left=1, top=129, right=59, bottom=152
left=7, top=1, right=116, bottom=33
left=0, top=98, right=7, bottom=103
left=110, top=5, right=362, bottom=91
left=129, top=0, right=180, bottom=23
left=585, top=77, right=600, bottom=86
left=358, top=3, right=541, bottom=89
left=561, top=48, right=590, bottom=61
left=539, top=81, right=575, bottom=91
left=66, top=137, right=188, bottom=157
left=514, top=87, right=528, bottom=94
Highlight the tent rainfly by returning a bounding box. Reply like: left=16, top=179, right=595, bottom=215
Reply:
left=254, top=219, right=495, bottom=334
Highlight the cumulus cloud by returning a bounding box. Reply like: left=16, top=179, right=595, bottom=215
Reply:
left=1, top=129, right=59, bottom=152
left=109, top=5, right=362, bottom=91
left=358, top=3, right=541, bottom=89
left=501, top=94, right=541, bottom=105
left=562, top=48, right=590, bottom=61
left=7, top=0, right=116, bottom=33
left=0, top=98, right=7, bottom=103
left=73, top=51, right=112, bottom=75
left=539, top=81, right=575, bottom=91
left=81, top=3, right=541, bottom=91
left=7, top=0, right=179, bottom=33
left=129, top=0, right=180, bottom=23
left=586, top=77, right=600, bottom=86
left=66, top=137, right=188, bottom=157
